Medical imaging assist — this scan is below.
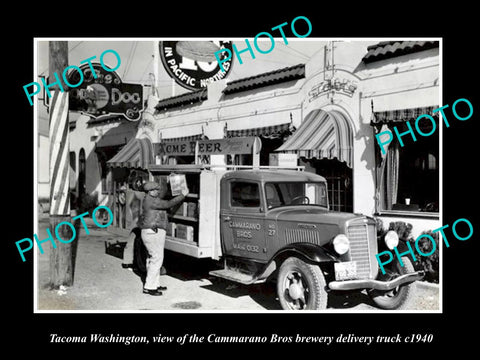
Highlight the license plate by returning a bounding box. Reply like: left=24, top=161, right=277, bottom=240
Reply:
left=334, top=261, right=357, bottom=281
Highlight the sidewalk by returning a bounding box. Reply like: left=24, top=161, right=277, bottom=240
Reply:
left=36, top=214, right=280, bottom=311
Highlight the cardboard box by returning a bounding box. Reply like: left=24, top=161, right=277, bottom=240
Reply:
left=186, top=202, right=198, bottom=218
left=169, top=173, right=189, bottom=196
left=166, top=222, right=176, bottom=237
left=173, top=203, right=188, bottom=216
left=269, top=153, right=298, bottom=167
left=176, top=224, right=194, bottom=241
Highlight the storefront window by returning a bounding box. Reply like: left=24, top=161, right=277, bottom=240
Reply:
left=379, top=131, right=439, bottom=214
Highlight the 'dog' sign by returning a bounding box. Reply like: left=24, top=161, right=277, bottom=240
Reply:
left=64, top=62, right=145, bottom=122
left=23, top=49, right=145, bottom=121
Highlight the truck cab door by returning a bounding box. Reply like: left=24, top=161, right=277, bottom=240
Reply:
left=220, top=180, right=268, bottom=262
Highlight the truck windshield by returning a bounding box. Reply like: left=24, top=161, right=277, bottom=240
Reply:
left=265, top=182, right=328, bottom=209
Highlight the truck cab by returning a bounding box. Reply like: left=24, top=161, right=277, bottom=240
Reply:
left=148, top=164, right=423, bottom=311
left=220, top=170, right=333, bottom=263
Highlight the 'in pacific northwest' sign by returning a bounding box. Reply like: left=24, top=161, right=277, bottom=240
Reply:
left=159, top=41, right=234, bottom=91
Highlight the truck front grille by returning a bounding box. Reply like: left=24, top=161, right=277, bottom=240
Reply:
left=347, top=223, right=372, bottom=279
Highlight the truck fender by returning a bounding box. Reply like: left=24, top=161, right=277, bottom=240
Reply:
left=256, top=243, right=336, bottom=282
left=273, top=242, right=337, bottom=264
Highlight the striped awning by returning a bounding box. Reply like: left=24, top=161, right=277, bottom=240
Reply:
left=226, top=123, right=293, bottom=139
left=107, top=138, right=154, bottom=170
left=276, top=110, right=353, bottom=167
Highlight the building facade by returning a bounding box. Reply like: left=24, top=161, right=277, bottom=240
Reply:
left=66, top=39, right=440, bottom=239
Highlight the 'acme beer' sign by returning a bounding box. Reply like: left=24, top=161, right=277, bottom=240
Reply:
left=155, top=137, right=261, bottom=156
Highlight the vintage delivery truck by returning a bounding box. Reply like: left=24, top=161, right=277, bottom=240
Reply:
left=148, top=158, right=424, bottom=311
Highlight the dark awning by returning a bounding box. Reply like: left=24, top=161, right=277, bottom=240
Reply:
left=107, top=138, right=154, bottom=170
left=223, top=64, right=305, bottom=95
left=86, top=114, right=125, bottom=127
left=95, top=120, right=138, bottom=148
left=362, top=41, right=439, bottom=63
left=161, top=134, right=205, bottom=142
left=276, top=110, right=353, bottom=167
left=370, top=105, right=439, bottom=133
left=155, top=88, right=207, bottom=111
left=226, top=122, right=294, bottom=139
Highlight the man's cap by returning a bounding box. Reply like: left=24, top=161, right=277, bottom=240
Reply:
left=143, top=181, right=161, bottom=191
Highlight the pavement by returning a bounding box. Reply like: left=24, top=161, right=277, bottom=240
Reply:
left=36, top=214, right=440, bottom=312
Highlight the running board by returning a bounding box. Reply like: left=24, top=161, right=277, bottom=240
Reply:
left=209, top=269, right=265, bottom=285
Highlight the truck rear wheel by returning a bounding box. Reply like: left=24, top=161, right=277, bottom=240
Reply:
left=368, top=256, right=417, bottom=310
left=277, top=257, right=328, bottom=310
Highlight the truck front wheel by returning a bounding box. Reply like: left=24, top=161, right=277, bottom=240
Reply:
left=277, top=257, right=328, bottom=310
left=368, top=256, right=417, bottom=310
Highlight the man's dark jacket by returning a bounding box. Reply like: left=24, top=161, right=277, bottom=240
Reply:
left=137, top=193, right=185, bottom=230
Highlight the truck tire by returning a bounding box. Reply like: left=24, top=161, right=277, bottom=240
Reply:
left=368, top=256, right=417, bottom=310
left=277, top=257, right=328, bottom=310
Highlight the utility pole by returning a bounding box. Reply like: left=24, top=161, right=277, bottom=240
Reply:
left=48, top=41, right=73, bottom=288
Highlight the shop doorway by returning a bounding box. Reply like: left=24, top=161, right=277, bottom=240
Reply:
left=277, top=109, right=354, bottom=213
left=112, top=167, right=129, bottom=229
left=260, top=137, right=284, bottom=165
left=302, top=158, right=353, bottom=213
left=111, top=167, right=149, bottom=231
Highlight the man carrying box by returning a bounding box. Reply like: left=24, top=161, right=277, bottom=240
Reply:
left=137, top=179, right=189, bottom=296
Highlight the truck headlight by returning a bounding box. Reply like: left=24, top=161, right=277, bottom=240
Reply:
left=384, top=230, right=399, bottom=250
left=333, top=234, right=350, bottom=255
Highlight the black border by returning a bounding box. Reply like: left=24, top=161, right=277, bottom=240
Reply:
left=7, top=4, right=478, bottom=354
